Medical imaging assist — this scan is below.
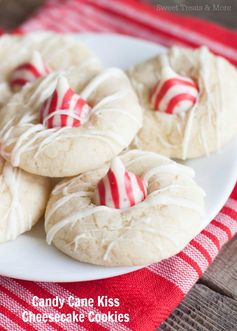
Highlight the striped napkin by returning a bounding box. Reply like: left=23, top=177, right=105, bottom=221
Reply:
left=1, top=1, right=237, bottom=330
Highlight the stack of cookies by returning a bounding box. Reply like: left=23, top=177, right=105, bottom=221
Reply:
left=0, top=33, right=236, bottom=266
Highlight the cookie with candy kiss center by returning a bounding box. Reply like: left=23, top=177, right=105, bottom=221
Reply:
left=40, top=76, right=91, bottom=129
left=93, top=157, right=147, bottom=209
left=151, top=65, right=199, bottom=115
left=10, top=51, right=50, bottom=92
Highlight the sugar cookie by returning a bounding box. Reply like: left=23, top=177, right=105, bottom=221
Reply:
left=45, top=150, right=205, bottom=266
left=128, top=46, right=237, bottom=159
left=0, top=68, right=142, bottom=177
left=0, top=156, right=51, bottom=243
left=0, top=32, right=101, bottom=107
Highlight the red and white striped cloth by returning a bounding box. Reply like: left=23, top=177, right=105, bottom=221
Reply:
left=1, top=0, right=237, bottom=330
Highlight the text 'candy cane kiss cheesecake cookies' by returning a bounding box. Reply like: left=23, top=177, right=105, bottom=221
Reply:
left=45, top=150, right=205, bottom=266
left=0, top=68, right=142, bottom=177
left=0, top=32, right=101, bottom=107
left=128, top=46, right=237, bottom=159
left=0, top=156, right=51, bottom=243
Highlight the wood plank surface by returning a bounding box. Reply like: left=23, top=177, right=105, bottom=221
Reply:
left=158, top=235, right=237, bottom=330
left=159, top=283, right=237, bottom=331
left=0, top=1, right=236, bottom=331
left=201, top=233, right=237, bottom=299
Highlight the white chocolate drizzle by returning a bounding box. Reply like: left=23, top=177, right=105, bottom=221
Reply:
left=80, top=68, right=125, bottom=99
left=92, top=107, right=141, bottom=127
left=121, top=149, right=170, bottom=163
left=182, top=103, right=197, bottom=159
left=46, top=191, right=92, bottom=222
left=142, top=163, right=194, bottom=185
left=46, top=206, right=116, bottom=244
left=52, top=175, right=89, bottom=196
left=92, top=90, right=130, bottom=111
left=0, top=163, right=26, bottom=241
left=195, top=47, right=222, bottom=156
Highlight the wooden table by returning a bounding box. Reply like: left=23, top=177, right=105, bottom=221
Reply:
left=0, top=1, right=236, bottom=330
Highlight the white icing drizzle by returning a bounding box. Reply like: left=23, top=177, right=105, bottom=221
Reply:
left=197, top=47, right=222, bottom=155
left=46, top=206, right=116, bottom=244
left=198, top=48, right=212, bottom=155
left=176, top=120, right=183, bottom=136
left=65, top=233, right=90, bottom=251
left=182, top=103, right=197, bottom=160
left=75, top=130, right=127, bottom=151
left=92, top=108, right=141, bottom=128
left=28, top=73, right=59, bottom=107
left=45, top=191, right=92, bottom=223
left=52, top=176, right=89, bottom=196
left=80, top=68, right=125, bottom=99
left=198, top=47, right=213, bottom=125
left=92, top=90, right=130, bottom=111
left=103, top=217, right=184, bottom=261
left=155, top=116, right=180, bottom=149
left=200, top=116, right=210, bottom=156
left=176, top=48, right=215, bottom=159
left=142, top=163, right=194, bottom=185
left=103, top=241, right=117, bottom=261
left=141, top=194, right=204, bottom=216
left=42, top=110, right=87, bottom=127
left=33, top=127, right=72, bottom=158
left=122, top=151, right=201, bottom=192
left=1, top=126, right=127, bottom=168
left=146, top=182, right=206, bottom=197
left=102, top=200, right=195, bottom=261
left=120, top=149, right=169, bottom=162
left=103, top=216, right=153, bottom=261
left=0, top=163, right=25, bottom=240
left=10, top=124, right=44, bottom=166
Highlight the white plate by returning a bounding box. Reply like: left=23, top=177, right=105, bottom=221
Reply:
left=0, top=33, right=236, bottom=282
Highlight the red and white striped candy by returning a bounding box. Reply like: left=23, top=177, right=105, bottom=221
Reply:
left=40, top=76, right=91, bottom=129
left=151, top=66, right=199, bottom=115
left=93, top=157, right=147, bottom=209
left=10, top=51, right=50, bottom=92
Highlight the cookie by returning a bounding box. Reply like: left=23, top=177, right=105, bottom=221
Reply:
left=128, top=46, right=237, bottom=159
left=45, top=150, right=205, bottom=266
left=0, top=32, right=101, bottom=107
left=0, top=156, right=51, bottom=243
left=0, top=68, right=142, bottom=177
